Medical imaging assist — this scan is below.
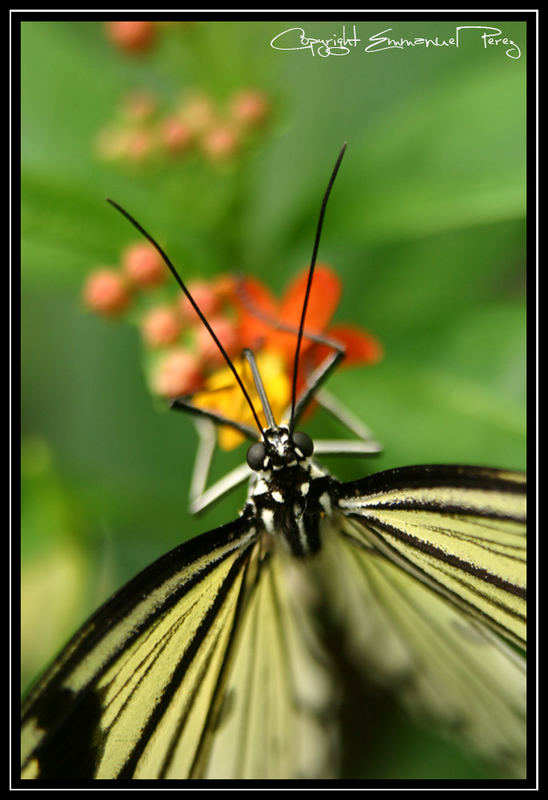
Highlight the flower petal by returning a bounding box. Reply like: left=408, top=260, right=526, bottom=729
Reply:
left=233, top=276, right=279, bottom=351
left=262, top=264, right=342, bottom=359
left=309, top=323, right=384, bottom=368
left=279, top=263, right=341, bottom=334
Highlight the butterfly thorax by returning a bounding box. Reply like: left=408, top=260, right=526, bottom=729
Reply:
left=244, top=425, right=336, bottom=557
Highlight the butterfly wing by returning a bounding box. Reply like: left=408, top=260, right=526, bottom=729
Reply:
left=203, top=542, right=337, bottom=779
left=21, top=517, right=336, bottom=780
left=337, top=464, right=526, bottom=647
left=21, top=518, right=259, bottom=779
left=317, top=464, right=526, bottom=773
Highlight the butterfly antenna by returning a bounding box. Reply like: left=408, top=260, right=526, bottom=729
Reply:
left=288, top=142, right=347, bottom=435
left=242, top=348, right=276, bottom=429
left=107, top=198, right=266, bottom=440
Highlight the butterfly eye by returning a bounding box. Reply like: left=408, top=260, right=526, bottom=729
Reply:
left=293, top=430, right=314, bottom=457
left=246, top=441, right=266, bottom=471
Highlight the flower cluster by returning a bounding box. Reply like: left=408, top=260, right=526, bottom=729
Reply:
left=99, top=22, right=270, bottom=165
left=83, top=244, right=237, bottom=394
left=83, top=249, right=383, bottom=449
left=95, top=88, right=270, bottom=165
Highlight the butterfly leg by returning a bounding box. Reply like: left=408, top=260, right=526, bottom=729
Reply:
left=316, top=387, right=376, bottom=442
left=171, top=395, right=258, bottom=440
left=312, top=388, right=382, bottom=456
left=188, top=416, right=251, bottom=514
left=290, top=336, right=382, bottom=458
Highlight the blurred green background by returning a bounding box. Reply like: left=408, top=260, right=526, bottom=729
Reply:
left=21, top=19, right=526, bottom=780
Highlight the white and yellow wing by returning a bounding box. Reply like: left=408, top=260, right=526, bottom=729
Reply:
left=21, top=518, right=335, bottom=779
left=337, top=464, right=526, bottom=647
left=319, top=464, right=526, bottom=773
left=204, top=543, right=337, bottom=779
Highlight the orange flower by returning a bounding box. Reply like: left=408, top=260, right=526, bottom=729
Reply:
left=188, top=265, right=383, bottom=448
left=82, top=254, right=382, bottom=451
left=234, top=264, right=383, bottom=371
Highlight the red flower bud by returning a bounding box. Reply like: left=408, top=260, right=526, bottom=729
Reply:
left=83, top=269, right=131, bottom=316
left=105, top=21, right=156, bottom=53
left=151, top=349, right=203, bottom=397
left=201, top=126, right=239, bottom=160
left=179, top=281, right=221, bottom=322
left=230, top=90, right=269, bottom=127
left=123, top=243, right=167, bottom=287
left=141, top=305, right=183, bottom=347
left=161, top=117, right=193, bottom=154
left=197, top=316, right=239, bottom=367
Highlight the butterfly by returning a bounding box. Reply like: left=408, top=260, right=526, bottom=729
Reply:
left=20, top=144, right=526, bottom=780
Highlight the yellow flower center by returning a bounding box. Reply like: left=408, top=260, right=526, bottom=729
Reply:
left=193, top=350, right=291, bottom=449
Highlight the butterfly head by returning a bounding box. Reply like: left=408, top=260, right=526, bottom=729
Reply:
left=246, top=425, right=314, bottom=472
